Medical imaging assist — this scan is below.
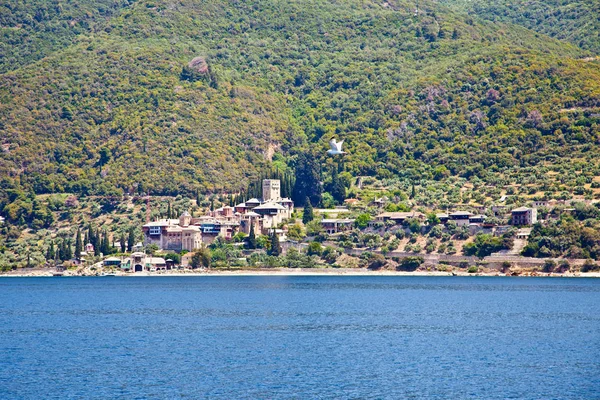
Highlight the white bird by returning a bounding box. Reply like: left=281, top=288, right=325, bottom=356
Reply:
left=327, top=138, right=346, bottom=155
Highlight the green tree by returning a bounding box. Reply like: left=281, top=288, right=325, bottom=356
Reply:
left=292, top=152, right=322, bottom=207
left=127, top=227, right=135, bottom=252
left=99, top=147, right=111, bottom=166
left=120, top=233, right=126, bottom=253
left=307, top=241, right=323, bottom=256
left=74, top=227, right=82, bottom=260
left=190, top=246, right=211, bottom=269
left=268, top=230, right=281, bottom=256
left=397, top=256, right=424, bottom=271
left=302, top=197, right=314, bottom=224
left=247, top=222, right=257, bottom=249
left=355, top=214, right=372, bottom=229
left=287, top=223, right=306, bottom=241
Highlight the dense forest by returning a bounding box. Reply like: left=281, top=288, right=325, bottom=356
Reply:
left=1, top=0, right=599, bottom=216
left=441, top=0, right=600, bottom=54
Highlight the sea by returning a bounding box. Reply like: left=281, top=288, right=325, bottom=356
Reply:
left=0, top=276, right=598, bottom=399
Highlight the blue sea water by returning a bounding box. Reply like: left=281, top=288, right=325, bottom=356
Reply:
left=0, top=276, right=599, bottom=399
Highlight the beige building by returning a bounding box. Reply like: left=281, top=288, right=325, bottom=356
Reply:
left=262, top=179, right=281, bottom=202
left=143, top=212, right=202, bottom=252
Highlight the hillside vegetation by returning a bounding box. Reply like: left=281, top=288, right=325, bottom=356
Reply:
left=1, top=0, right=600, bottom=212
left=441, top=0, right=600, bottom=54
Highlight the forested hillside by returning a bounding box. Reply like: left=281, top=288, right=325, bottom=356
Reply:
left=441, top=0, right=600, bottom=54
left=1, top=0, right=599, bottom=209
left=0, top=0, right=137, bottom=73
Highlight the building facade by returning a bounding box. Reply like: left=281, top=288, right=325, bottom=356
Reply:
left=511, top=207, right=538, bottom=226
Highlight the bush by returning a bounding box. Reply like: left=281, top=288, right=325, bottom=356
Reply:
left=396, top=256, right=424, bottom=271
left=543, top=259, right=556, bottom=273
left=467, top=266, right=478, bottom=273
left=581, top=259, right=597, bottom=272
left=321, top=247, right=339, bottom=264
left=307, top=241, right=323, bottom=256
left=367, top=253, right=387, bottom=270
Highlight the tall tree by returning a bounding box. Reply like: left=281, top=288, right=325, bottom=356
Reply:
left=101, top=230, right=110, bottom=255
left=58, top=239, right=66, bottom=261
left=46, top=241, right=55, bottom=261
left=74, top=227, right=82, bottom=260
left=303, top=197, right=314, bottom=224
left=120, top=233, right=126, bottom=253
left=328, top=166, right=346, bottom=204
left=247, top=222, right=257, bottom=249
left=127, top=227, right=135, bottom=252
left=292, top=152, right=322, bottom=207
left=65, top=239, right=73, bottom=260
left=268, top=230, right=281, bottom=256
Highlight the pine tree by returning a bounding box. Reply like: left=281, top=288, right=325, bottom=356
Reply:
left=303, top=197, right=314, bottom=224
left=120, top=233, right=126, bottom=253
left=75, top=227, right=82, bottom=260
left=127, top=227, right=135, bottom=252
left=247, top=222, right=257, bottom=249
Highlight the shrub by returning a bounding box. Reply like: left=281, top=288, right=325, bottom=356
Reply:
left=543, top=259, right=556, bottom=273
left=581, top=259, right=597, bottom=272
left=307, top=241, right=323, bottom=256
left=396, top=256, right=424, bottom=271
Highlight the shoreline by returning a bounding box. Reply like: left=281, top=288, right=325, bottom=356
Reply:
left=1, top=268, right=599, bottom=278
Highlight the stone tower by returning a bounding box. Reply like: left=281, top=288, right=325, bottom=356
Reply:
left=262, top=179, right=281, bottom=202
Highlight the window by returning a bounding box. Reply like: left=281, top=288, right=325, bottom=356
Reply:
left=149, top=226, right=161, bottom=235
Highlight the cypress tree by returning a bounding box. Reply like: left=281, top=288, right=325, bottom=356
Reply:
left=58, top=240, right=66, bottom=261
left=247, top=222, right=257, bottom=249
left=269, top=230, right=281, bottom=256
left=329, top=166, right=346, bottom=204
left=292, top=152, right=322, bottom=207
left=93, top=228, right=101, bottom=256
left=101, top=230, right=110, bottom=255
left=167, top=202, right=172, bottom=219
left=127, top=227, right=135, bottom=252
left=65, top=239, right=73, bottom=260
left=120, top=233, right=126, bottom=253
left=88, top=225, right=94, bottom=246
left=46, top=241, right=55, bottom=261
left=303, top=197, right=314, bottom=224
left=75, top=227, right=82, bottom=260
